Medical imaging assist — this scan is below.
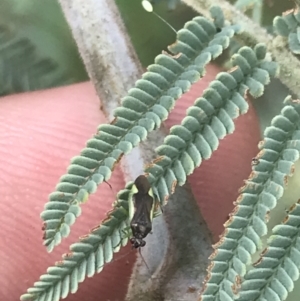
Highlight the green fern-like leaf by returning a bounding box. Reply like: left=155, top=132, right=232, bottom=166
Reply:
left=20, top=18, right=280, bottom=301
left=200, top=96, right=300, bottom=301
left=235, top=96, right=300, bottom=301
left=273, top=7, right=300, bottom=55
left=145, top=43, right=278, bottom=204
left=41, top=9, right=242, bottom=252
left=20, top=184, right=133, bottom=301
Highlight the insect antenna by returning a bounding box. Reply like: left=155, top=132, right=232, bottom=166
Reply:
left=103, top=180, right=113, bottom=190
left=138, top=247, right=152, bottom=276
left=103, top=180, right=119, bottom=199
left=141, top=0, right=177, bottom=34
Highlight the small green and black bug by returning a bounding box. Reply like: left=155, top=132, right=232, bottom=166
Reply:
left=129, top=175, right=155, bottom=249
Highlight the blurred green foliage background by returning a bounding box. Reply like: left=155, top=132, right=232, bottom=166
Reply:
left=0, top=0, right=292, bottom=100
left=0, top=0, right=87, bottom=95
left=2, top=1, right=300, bottom=299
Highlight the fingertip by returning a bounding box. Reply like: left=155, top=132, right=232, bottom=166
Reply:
left=0, top=82, right=133, bottom=301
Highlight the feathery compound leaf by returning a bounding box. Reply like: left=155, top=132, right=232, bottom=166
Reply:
left=199, top=96, right=300, bottom=301
left=41, top=8, right=242, bottom=251
left=273, top=8, right=300, bottom=55
left=21, top=185, right=133, bottom=301
left=145, top=44, right=278, bottom=205
left=234, top=97, right=300, bottom=301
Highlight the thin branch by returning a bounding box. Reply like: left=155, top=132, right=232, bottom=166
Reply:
left=58, top=0, right=143, bottom=121
left=183, top=0, right=300, bottom=98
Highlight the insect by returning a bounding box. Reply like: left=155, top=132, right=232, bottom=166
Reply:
left=96, top=175, right=156, bottom=273
left=129, top=175, right=155, bottom=249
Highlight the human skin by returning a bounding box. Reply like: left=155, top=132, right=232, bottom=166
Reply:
left=0, top=70, right=260, bottom=301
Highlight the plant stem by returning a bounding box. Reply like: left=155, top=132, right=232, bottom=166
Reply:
left=58, top=0, right=143, bottom=121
